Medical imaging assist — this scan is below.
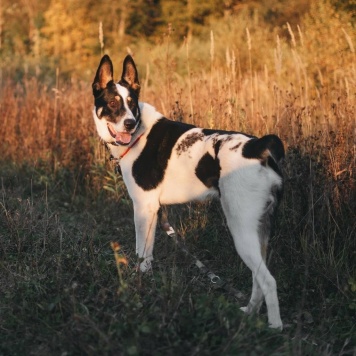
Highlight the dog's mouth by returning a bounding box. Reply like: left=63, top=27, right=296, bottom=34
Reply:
left=107, top=123, right=132, bottom=145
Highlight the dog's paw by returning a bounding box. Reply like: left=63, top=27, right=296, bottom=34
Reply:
left=240, top=305, right=252, bottom=315
left=268, top=321, right=283, bottom=331
left=139, top=258, right=152, bottom=272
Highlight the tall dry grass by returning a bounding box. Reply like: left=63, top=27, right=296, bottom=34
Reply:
left=0, top=77, right=97, bottom=169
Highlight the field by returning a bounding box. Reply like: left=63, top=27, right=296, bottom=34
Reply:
left=0, top=5, right=355, bottom=355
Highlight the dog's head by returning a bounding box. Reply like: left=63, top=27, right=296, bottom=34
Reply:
left=92, top=55, right=141, bottom=145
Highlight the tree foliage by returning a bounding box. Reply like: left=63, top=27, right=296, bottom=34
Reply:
left=41, top=0, right=98, bottom=74
left=0, top=0, right=354, bottom=79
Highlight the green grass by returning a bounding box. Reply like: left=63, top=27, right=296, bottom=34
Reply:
left=0, top=155, right=355, bottom=355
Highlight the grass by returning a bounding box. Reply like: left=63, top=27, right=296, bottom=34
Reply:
left=0, top=130, right=354, bottom=348
left=0, top=7, right=355, bottom=354
left=0, top=155, right=354, bottom=355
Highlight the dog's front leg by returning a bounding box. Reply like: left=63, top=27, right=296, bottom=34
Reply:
left=133, top=202, right=160, bottom=272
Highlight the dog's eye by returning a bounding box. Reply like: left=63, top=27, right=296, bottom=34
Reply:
left=109, top=100, right=116, bottom=107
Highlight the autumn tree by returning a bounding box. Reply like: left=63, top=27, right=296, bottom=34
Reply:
left=41, top=0, right=99, bottom=76
left=157, top=0, right=224, bottom=40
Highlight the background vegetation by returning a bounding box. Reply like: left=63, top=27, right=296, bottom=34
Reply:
left=0, top=0, right=355, bottom=354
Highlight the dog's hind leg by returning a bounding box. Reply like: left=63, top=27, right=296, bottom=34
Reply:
left=240, top=211, right=270, bottom=315
left=220, top=194, right=282, bottom=329
left=133, top=200, right=160, bottom=272
left=241, top=275, right=264, bottom=315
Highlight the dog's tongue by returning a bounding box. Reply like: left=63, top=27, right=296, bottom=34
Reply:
left=116, top=132, right=131, bottom=144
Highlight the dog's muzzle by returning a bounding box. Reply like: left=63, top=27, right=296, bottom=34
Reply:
left=107, top=123, right=131, bottom=144
left=107, top=117, right=141, bottom=146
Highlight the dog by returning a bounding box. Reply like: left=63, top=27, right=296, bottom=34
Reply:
left=92, top=54, right=284, bottom=329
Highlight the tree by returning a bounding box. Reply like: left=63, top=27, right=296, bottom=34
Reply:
left=41, top=0, right=98, bottom=76
left=126, top=0, right=162, bottom=39
left=158, top=0, right=224, bottom=40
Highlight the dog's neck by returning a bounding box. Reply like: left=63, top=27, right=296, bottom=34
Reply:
left=139, top=102, right=164, bottom=125
left=118, top=132, right=144, bottom=159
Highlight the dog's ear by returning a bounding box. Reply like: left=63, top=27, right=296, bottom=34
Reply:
left=92, top=55, right=114, bottom=94
left=120, top=55, right=141, bottom=96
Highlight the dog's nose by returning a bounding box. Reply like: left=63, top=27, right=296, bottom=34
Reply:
left=124, top=119, right=136, bottom=130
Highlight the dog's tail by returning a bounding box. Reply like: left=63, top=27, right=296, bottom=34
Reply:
left=242, top=134, right=285, bottom=173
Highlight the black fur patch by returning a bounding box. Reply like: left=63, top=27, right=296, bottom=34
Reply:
left=213, top=139, right=222, bottom=156
left=229, top=142, right=242, bottom=151
left=242, top=134, right=285, bottom=176
left=132, top=118, right=196, bottom=190
left=93, top=81, right=126, bottom=122
left=176, top=132, right=204, bottom=155
left=195, top=153, right=221, bottom=192
left=243, top=135, right=284, bottom=160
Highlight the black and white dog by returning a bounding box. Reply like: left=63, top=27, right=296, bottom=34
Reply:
left=92, top=55, right=284, bottom=329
